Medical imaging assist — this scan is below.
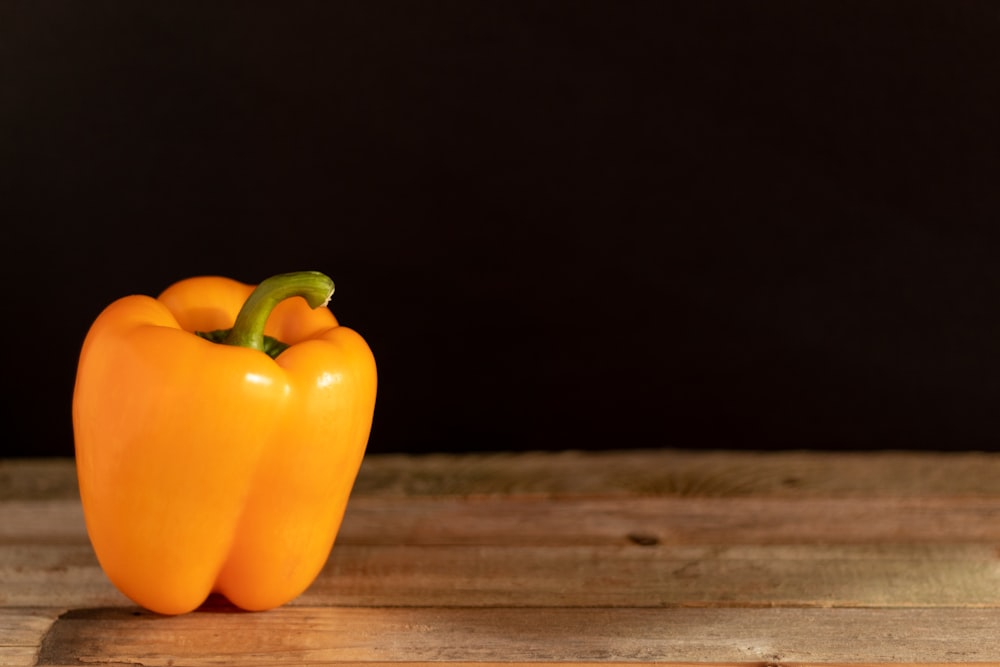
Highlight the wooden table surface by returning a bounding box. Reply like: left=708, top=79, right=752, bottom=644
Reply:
left=4, top=449, right=1000, bottom=666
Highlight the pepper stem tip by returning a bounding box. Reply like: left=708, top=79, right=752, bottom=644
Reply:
left=222, top=270, right=336, bottom=354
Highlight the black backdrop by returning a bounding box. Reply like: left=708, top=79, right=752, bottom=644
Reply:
left=5, top=1, right=1000, bottom=457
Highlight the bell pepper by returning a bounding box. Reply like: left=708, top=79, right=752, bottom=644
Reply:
left=72, top=271, right=377, bottom=615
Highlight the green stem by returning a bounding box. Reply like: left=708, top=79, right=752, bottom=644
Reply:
left=207, top=271, right=335, bottom=355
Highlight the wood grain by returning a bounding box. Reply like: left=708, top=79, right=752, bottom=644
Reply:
left=8, top=494, right=1000, bottom=547
left=31, top=606, right=1000, bottom=665
left=7, top=496, right=1000, bottom=609
left=0, top=609, right=62, bottom=667
left=5, top=451, right=1000, bottom=665
left=8, top=449, right=1000, bottom=500
left=7, top=541, right=1000, bottom=609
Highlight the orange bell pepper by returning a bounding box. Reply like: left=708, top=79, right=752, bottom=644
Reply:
left=72, top=271, right=377, bottom=615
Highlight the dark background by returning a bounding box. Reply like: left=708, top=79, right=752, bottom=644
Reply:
left=4, top=1, right=1000, bottom=457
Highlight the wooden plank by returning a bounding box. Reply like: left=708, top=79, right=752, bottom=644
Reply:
left=0, top=500, right=86, bottom=543
left=349, top=450, right=1000, bottom=497
left=305, top=543, right=1000, bottom=608
left=0, top=608, right=63, bottom=667
left=337, top=496, right=1000, bottom=546
left=0, top=544, right=127, bottom=607
left=5, top=540, right=1000, bottom=609
left=6, top=495, right=1000, bottom=608
left=9, top=495, right=1000, bottom=549
left=33, top=605, right=1000, bottom=665
left=0, top=460, right=78, bottom=501
left=7, top=450, right=1000, bottom=501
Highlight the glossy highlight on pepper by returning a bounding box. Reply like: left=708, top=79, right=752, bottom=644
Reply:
left=72, top=271, right=377, bottom=615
